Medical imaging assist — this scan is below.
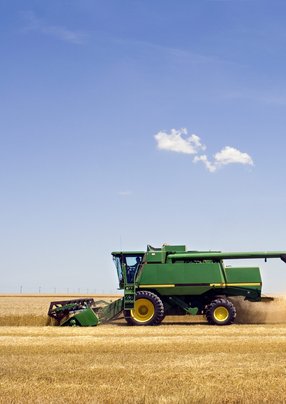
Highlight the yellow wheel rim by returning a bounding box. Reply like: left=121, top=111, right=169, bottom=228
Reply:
left=213, top=306, right=229, bottom=322
left=131, top=298, right=155, bottom=323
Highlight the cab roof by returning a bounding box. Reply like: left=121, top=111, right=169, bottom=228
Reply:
left=111, top=251, right=145, bottom=257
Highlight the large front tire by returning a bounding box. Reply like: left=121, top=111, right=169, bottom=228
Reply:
left=205, top=298, right=236, bottom=325
left=124, top=291, right=164, bottom=326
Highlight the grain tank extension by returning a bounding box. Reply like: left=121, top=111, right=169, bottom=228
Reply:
left=48, top=245, right=286, bottom=326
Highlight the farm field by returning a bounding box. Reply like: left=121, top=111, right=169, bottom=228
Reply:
left=1, top=295, right=286, bottom=403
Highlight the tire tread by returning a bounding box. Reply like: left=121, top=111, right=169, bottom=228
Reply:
left=124, top=291, right=164, bottom=326
left=205, top=298, right=236, bottom=326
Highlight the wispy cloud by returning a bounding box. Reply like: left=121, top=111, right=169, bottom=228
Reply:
left=114, top=38, right=239, bottom=68
left=22, top=11, right=86, bottom=45
left=224, top=90, right=286, bottom=106
left=155, top=128, right=254, bottom=173
left=118, top=191, right=133, bottom=197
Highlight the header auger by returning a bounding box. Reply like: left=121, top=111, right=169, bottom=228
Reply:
left=48, top=245, right=286, bottom=326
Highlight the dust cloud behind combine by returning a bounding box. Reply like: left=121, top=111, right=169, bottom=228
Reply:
left=231, top=296, right=286, bottom=324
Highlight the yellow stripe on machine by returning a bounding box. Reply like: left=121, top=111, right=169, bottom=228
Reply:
left=227, top=282, right=261, bottom=287
left=139, top=284, right=175, bottom=288
left=210, top=283, right=226, bottom=287
left=210, top=282, right=261, bottom=287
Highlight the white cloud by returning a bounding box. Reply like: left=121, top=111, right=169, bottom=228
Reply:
left=22, top=11, right=86, bottom=45
left=155, top=128, right=254, bottom=173
left=194, top=146, right=254, bottom=172
left=154, top=128, right=206, bottom=155
left=214, top=146, right=254, bottom=167
left=118, top=191, right=132, bottom=196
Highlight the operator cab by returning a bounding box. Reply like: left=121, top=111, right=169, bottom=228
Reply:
left=112, top=251, right=145, bottom=287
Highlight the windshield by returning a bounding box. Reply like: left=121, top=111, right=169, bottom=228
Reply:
left=125, top=255, right=142, bottom=283
left=113, top=256, right=123, bottom=283
left=113, top=254, right=144, bottom=285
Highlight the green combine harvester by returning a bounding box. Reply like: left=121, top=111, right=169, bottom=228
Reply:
left=48, top=245, right=286, bottom=326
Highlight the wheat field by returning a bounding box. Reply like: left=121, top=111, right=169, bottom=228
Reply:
left=1, top=295, right=286, bottom=403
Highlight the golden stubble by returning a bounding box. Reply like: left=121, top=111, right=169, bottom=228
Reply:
left=1, top=295, right=286, bottom=403
left=1, top=325, right=286, bottom=403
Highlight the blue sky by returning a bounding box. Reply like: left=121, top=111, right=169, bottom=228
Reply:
left=1, top=0, right=286, bottom=294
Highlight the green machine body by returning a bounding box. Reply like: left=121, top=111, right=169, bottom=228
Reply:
left=111, top=245, right=286, bottom=326
left=48, top=245, right=286, bottom=327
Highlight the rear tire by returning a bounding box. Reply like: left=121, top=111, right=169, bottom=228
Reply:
left=124, top=291, right=164, bottom=326
left=205, top=298, right=236, bottom=325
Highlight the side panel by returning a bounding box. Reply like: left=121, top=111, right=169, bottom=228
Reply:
left=137, top=262, right=225, bottom=295
left=224, top=266, right=262, bottom=290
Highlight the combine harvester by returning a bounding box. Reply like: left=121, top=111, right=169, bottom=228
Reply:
left=48, top=245, right=286, bottom=326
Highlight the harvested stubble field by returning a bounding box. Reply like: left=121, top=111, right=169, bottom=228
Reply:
left=1, top=295, right=286, bottom=403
